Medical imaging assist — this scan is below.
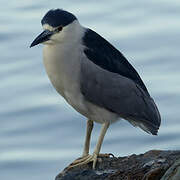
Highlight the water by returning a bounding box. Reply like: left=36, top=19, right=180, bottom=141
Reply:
left=1, top=0, right=180, bottom=179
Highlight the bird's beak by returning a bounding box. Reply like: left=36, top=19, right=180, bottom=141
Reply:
left=30, top=30, right=54, bottom=48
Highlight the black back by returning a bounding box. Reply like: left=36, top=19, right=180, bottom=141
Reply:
left=83, top=29, right=149, bottom=95
left=41, top=9, right=77, bottom=27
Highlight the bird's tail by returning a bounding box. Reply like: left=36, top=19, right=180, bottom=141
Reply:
left=127, top=98, right=161, bottom=135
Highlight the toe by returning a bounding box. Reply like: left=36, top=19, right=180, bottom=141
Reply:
left=73, top=155, right=90, bottom=164
left=69, top=155, right=91, bottom=166
left=67, top=153, right=100, bottom=169
left=98, top=153, right=114, bottom=158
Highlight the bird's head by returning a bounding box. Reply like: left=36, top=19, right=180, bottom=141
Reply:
left=30, top=9, right=78, bottom=47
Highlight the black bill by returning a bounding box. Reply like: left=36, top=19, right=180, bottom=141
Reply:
left=30, top=30, right=54, bottom=48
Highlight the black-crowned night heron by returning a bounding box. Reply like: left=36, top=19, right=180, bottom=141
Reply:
left=30, top=9, right=161, bottom=169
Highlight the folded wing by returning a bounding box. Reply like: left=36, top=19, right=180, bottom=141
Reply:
left=81, top=29, right=161, bottom=135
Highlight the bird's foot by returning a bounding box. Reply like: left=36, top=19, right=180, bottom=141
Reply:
left=67, top=153, right=100, bottom=169
left=67, top=153, right=114, bottom=170
left=68, top=154, right=91, bottom=166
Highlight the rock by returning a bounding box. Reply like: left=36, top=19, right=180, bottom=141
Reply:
left=161, top=159, right=180, bottom=180
left=55, top=150, right=180, bottom=180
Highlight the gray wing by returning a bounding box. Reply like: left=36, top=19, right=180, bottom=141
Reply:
left=83, top=29, right=149, bottom=94
left=80, top=58, right=161, bottom=135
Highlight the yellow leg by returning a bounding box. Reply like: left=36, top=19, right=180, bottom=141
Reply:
left=82, top=119, right=94, bottom=156
left=68, top=122, right=110, bottom=169
left=67, top=119, right=93, bottom=166
left=91, top=122, right=110, bottom=168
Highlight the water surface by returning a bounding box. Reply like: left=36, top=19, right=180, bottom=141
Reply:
left=1, top=1, right=180, bottom=179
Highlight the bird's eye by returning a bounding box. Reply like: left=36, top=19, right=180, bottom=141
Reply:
left=56, top=26, right=63, bottom=32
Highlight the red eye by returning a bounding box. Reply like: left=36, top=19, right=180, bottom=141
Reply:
left=57, top=26, right=63, bottom=32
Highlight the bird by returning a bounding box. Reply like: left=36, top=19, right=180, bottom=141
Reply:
left=30, top=9, right=161, bottom=169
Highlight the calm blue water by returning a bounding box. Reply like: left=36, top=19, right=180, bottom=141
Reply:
left=1, top=1, right=180, bottom=179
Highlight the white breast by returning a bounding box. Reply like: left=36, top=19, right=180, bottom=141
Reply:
left=43, top=42, right=89, bottom=116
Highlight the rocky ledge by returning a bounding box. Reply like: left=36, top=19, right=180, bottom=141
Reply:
left=56, top=150, right=180, bottom=180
